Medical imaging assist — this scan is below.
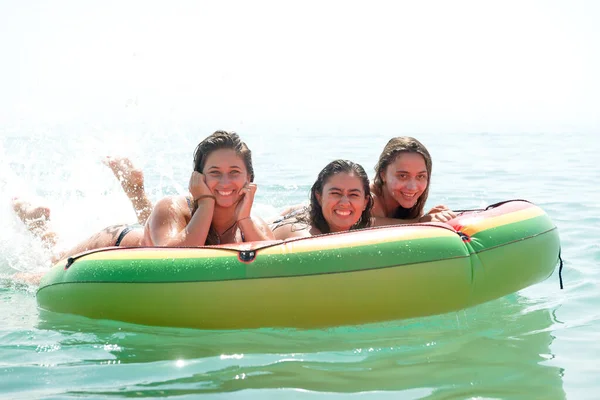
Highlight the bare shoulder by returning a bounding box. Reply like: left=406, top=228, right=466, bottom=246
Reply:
left=154, top=195, right=183, bottom=207
left=370, top=194, right=386, bottom=218
left=150, top=195, right=191, bottom=221
left=272, top=220, right=312, bottom=240
left=371, top=216, right=400, bottom=227
left=264, top=203, right=308, bottom=225
left=280, top=203, right=307, bottom=216
left=160, top=195, right=191, bottom=208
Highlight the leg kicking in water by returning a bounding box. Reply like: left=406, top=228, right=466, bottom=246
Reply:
left=12, top=198, right=58, bottom=250
left=10, top=131, right=276, bottom=285
left=11, top=198, right=61, bottom=285
left=11, top=197, right=144, bottom=285
left=102, top=156, right=153, bottom=225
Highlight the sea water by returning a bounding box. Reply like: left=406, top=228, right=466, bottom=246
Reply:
left=1, top=128, right=598, bottom=399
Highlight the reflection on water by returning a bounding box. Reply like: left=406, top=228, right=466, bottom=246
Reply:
left=0, top=289, right=565, bottom=399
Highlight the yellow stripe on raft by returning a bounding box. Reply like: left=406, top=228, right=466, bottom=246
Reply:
left=79, top=247, right=233, bottom=261
left=460, top=206, right=545, bottom=237
left=71, top=224, right=457, bottom=262
left=261, top=225, right=456, bottom=255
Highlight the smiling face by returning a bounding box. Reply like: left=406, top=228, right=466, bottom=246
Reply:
left=381, top=152, right=429, bottom=209
left=202, top=148, right=249, bottom=208
left=315, top=172, right=369, bottom=233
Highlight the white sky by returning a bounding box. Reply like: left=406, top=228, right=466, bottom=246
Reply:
left=0, top=0, right=598, bottom=133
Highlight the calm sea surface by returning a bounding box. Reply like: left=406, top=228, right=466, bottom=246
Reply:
left=1, top=127, right=598, bottom=399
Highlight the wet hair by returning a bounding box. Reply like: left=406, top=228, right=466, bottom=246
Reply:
left=301, top=159, right=373, bottom=234
left=373, top=137, right=432, bottom=219
left=193, top=130, right=254, bottom=182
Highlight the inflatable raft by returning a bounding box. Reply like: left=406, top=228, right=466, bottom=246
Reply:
left=37, top=200, right=560, bottom=329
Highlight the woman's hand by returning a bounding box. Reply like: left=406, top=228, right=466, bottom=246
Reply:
left=235, top=182, right=257, bottom=221
left=420, top=204, right=457, bottom=223
left=188, top=172, right=212, bottom=201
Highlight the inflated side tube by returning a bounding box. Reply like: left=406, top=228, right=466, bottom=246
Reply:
left=37, top=200, right=560, bottom=329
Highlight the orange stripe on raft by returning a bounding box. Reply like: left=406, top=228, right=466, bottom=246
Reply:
left=457, top=206, right=545, bottom=237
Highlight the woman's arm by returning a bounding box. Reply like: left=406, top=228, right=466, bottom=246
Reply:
left=234, top=182, right=276, bottom=242
left=422, top=205, right=456, bottom=222
left=372, top=206, right=457, bottom=226
left=146, top=196, right=214, bottom=247
left=146, top=171, right=216, bottom=247
left=238, top=216, right=275, bottom=242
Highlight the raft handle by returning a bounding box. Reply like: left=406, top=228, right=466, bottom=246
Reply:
left=65, top=257, right=75, bottom=270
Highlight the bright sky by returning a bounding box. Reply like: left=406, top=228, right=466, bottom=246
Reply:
left=0, top=0, right=598, bottom=133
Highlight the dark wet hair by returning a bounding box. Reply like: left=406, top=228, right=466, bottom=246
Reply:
left=301, top=159, right=373, bottom=234
left=193, top=130, right=254, bottom=182
left=373, top=137, right=432, bottom=219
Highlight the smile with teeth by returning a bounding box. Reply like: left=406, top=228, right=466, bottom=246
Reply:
left=216, top=190, right=234, bottom=196
left=334, top=210, right=352, bottom=216
left=399, top=192, right=416, bottom=198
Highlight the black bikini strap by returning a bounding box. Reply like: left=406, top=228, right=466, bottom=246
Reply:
left=115, top=226, right=133, bottom=247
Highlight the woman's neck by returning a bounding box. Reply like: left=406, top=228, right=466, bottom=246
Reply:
left=211, top=206, right=238, bottom=234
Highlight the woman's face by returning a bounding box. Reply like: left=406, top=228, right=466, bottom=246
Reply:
left=381, top=152, right=428, bottom=209
left=202, top=148, right=249, bottom=208
left=316, top=172, right=369, bottom=233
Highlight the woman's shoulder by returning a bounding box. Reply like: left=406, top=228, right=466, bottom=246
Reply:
left=151, top=195, right=194, bottom=218
left=271, top=218, right=312, bottom=240
left=370, top=194, right=386, bottom=218
left=265, top=204, right=309, bottom=225
left=153, top=194, right=189, bottom=207
left=369, top=185, right=384, bottom=214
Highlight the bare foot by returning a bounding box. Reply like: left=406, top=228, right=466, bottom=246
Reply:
left=102, top=156, right=153, bottom=225
left=12, top=197, right=51, bottom=230
left=12, top=197, right=59, bottom=247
